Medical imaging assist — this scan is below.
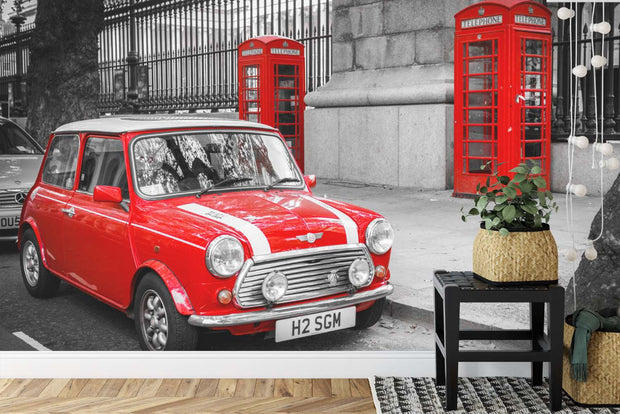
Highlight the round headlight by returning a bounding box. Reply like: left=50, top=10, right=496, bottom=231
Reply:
left=365, top=218, right=394, bottom=255
left=206, top=235, right=244, bottom=278
left=262, top=271, right=288, bottom=302
left=348, top=258, right=373, bottom=288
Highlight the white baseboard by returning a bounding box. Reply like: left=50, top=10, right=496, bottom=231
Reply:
left=0, top=351, right=539, bottom=379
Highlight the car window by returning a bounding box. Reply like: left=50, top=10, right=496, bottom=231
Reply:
left=79, top=138, right=129, bottom=199
left=0, top=121, right=42, bottom=155
left=132, top=132, right=300, bottom=197
left=41, top=135, right=80, bottom=189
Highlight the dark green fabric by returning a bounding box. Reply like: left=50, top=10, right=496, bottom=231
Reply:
left=570, top=309, right=620, bottom=382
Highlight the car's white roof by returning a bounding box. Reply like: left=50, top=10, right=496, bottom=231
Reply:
left=54, top=115, right=279, bottom=135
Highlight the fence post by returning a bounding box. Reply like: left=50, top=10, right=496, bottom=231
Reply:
left=10, top=13, right=26, bottom=117
left=126, top=0, right=140, bottom=113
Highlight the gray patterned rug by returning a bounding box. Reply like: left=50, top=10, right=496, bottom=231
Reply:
left=371, top=377, right=620, bottom=414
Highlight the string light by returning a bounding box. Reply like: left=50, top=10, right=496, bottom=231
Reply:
left=566, top=184, right=587, bottom=197
left=594, top=142, right=614, bottom=156
left=591, top=22, right=612, bottom=35
left=591, top=55, right=608, bottom=68
left=558, top=7, right=575, bottom=20
left=568, top=135, right=589, bottom=149
left=600, top=157, right=620, bottom=170
left=572, top=65, right=587, bottom=78
left=585, top=240, right=598, bottom=261
left=565, top=247, right=579, bottom=262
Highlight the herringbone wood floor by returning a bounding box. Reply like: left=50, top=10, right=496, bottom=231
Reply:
left=0, top=378, right=376, bottom=413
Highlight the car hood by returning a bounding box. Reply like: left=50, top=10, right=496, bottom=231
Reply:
left=149, top=190, right=380, bottom=256
left=0, top=155, right=43, bottom=190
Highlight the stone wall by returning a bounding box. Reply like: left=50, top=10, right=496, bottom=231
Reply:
left=305, top=0, right=476, bottom=189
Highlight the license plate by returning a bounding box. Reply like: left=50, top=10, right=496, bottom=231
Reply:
left=0, top=216, right=19, bottom=229
left=275, top=307, right=356, bottom=342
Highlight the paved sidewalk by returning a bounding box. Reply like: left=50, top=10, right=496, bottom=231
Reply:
left=314, top=179, right=600, bottom=330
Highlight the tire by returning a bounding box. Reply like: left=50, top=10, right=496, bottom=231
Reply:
left=134, top=273, right=198, bottom=351
left=353, top=298, right=385, bottom=330
left=20, top=229, right=60, bottom=298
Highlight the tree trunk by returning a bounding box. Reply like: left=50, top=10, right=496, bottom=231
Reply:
left=26, top=0, right=104, bottom=145
left=566, top=172, right=620, bottom=314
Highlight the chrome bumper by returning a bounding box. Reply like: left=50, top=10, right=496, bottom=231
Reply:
left=187, top=283, right=393, bottom=328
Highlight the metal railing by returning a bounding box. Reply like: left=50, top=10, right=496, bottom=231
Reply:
left=0, top=0, right=331, bottom=115
left=551, top=2, right=620, bottom=141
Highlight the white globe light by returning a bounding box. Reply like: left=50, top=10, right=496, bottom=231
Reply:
left=567, top=183, right=587, bottom=197
left=591, top=55, right=608, bottom=68
left=594, top=142, right=614, bottom=156
left=591, top=22, right=612, bottom=35
left=585, top=245, right=598, bottom=261
left=568, top=135, right=589, bottom=149
left=601, top=157, right=620, bottom=170
left=565, top=247, right=579, bottom=262
left=558, top=7, right=575, bottom=20
left=572, top=65, right=587, bottom=78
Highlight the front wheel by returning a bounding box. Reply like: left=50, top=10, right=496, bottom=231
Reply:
left=20, top=229, right=60, bottom=298
left=134, top=273, right=198, bottom=351
left=353, top=298, right=386, bottom=330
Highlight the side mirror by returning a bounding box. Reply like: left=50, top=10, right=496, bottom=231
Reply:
left=304, top=174, right=317, bottom=188
left=93, top=185, right=123, bottom=204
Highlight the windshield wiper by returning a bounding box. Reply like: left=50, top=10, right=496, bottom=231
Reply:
left=264, top=177, right=301, bottom=191
left=195, top=176, right=253, bottom=198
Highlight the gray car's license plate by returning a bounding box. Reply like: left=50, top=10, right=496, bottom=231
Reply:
left=0, top=216, right=19, bottom=229
left=275, top=306, right=356, bottom=342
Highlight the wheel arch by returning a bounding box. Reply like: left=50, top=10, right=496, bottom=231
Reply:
left=19, top=219, right=48, bottom=266
left=129, top=260, right=195, bottom=317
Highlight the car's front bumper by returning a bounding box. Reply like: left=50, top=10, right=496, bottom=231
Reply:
left=187, top=283, right=393, bottom=328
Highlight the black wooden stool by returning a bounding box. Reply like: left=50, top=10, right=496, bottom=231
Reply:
left=433, top=270, right=564, bottom=411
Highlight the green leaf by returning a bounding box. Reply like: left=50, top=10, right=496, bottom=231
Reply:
left=533, top=176, right=547, bottom=188
left=461, top=215, right=467, bottom=222
left=499, top=176, right=510, bottom=185
left=468, top=208, right=479, bottom=215
left=494, top=203, right=507, bottom=211
left=531, top=165, right=542, bottom=175
left=504, top=186, right=517, bottom=199
left=495, top=194, right=509, bottom=204
left=522, top=204, right=538, bottom=215
left=492, top=217, right=501, bottom=226
left=520, top=181, right=533, bottom=194
left=503, top=205, right=517, bottom=222
left=484, top=219, right=493, bottom=230
left=476, top=195, right=488, bottom=211
left=479, top=186, right=487, bottom=194
left=509, top=166, right=527, bottom=174
left=512, top=173, right=526, bottom=183
left=499, top=228, right=510, bottom=237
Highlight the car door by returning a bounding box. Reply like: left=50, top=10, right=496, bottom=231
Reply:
left=63, top=136, right=136, bottom=309
left=34, top=134, right=81, bottom=273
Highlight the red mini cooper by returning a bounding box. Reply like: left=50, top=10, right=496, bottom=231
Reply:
left=18, top=116, right=394, bottom=350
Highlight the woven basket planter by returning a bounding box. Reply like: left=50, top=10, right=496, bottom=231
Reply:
left=472, top=224, right=558, bottom=284
left=563, top=315, right=620, bottom=406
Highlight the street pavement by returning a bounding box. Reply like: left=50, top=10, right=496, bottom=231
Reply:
left=0, top=180, right=598, bottom=350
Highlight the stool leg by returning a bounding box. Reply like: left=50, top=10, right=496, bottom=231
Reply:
left=530, top=302, right=544, bottom=386
left=548, top=286, right=565, bottom=411
left=444, top=286, right=460, bottom=410
left=434, top=287, right=446, bottom=386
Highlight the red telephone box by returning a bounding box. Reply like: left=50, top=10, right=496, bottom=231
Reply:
left=238, top=36, right=306, bottom=171
left=453, top=0, right=552, bottom=196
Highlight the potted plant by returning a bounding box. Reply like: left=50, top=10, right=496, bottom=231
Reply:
left=461, top=162, right=559, bottom=284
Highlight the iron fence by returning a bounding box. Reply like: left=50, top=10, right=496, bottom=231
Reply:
left=0, top=0, right=331, bottom=115
left=551, top=2, right=620, bottom=141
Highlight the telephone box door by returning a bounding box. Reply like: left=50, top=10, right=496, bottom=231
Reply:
left=454, top=30, right=506, bottom=193
left=512, top=30, right=552, bottom=183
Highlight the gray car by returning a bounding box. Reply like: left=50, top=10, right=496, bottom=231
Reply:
left=0, top=117, right=43, bottom=240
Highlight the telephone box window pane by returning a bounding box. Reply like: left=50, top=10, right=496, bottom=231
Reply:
left=468, top=109, right=496, bottom=124
left=468, top=75, right=494, bottom=91
left=279, top=124, right=296, bottom=137
left=524, top=125, right=541, bottom=140
left=244, top=66, right=259, bottom=76
left=525, top=56, right=542, bottom=72
left=525, top=39, right=543, bottom=55
left=277, top=65, right=296, bottom=76
left=246, top=78, right=258, bottom=89
left=468, top=58, right=496, bottom=74
left=247, top=114, right=259, bottom=122
left=247, top=101, right=259, bottom=111
left=245, top=90, right=258, bottom=100
left=525, top=91, right=542, bottom=106
left=468, top=125, right=496, bottom=141
left=524, top=108, right=543, bottom=123
left=468, top=92, right=493, bottom=107
left=468, top=159, right=493, bottom=174
left=468, top=142, right=495, bottom=157
left=468, top=40, right=496, bottom=57
left=525, top=142, right=542, bottom=157
left=524, top=74, right=542, bottom=89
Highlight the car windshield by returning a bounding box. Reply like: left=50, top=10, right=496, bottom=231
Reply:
left=0, top=121, right=42, bottom=155
left=132, top=132, right=301, bottom=197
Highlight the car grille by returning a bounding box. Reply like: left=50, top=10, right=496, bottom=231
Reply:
left=0, top=191, right=26, bottom=209
left=234, top=244, right=373, bottom=309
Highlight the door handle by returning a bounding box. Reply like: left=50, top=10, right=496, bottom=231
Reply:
left=515, top=94, right=526, bottom=103
left=61, top=207, right=76, bottom=218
